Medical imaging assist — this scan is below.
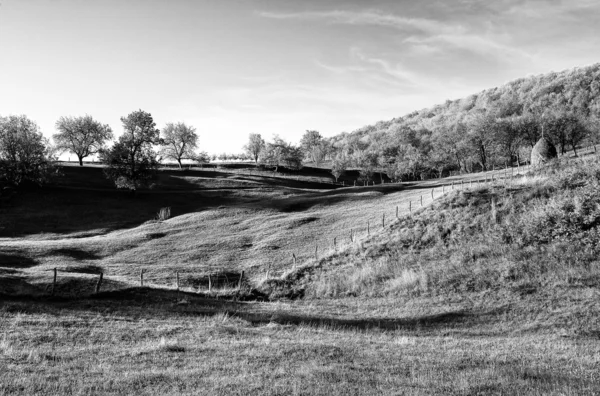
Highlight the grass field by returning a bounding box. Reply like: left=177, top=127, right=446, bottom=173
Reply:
left=2, top=153, right=600, bottom=395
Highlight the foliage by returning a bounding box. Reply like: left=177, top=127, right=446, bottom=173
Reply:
left=0, top=115, right=55, bottom=187
left=330, top=154, right=347, bottom=181
left=100, top=110, right=160, bottom=191
left=244, top=133, right=265, bottom=164
left=159, top=122, right=199, bottom=168
left=260, top=135, right=303, bottom=171
left=53, top=115, right=113, bottom=166
left=300, top=130, right=328, bottom=167
left=324, top=63, right=600, bottom=179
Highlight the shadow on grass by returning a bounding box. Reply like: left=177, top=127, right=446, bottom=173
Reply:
left=0, top=284, right=491, bottom=334
left=0, top=251, right=37, bottom=268
left=49, top=248, right=102, bottom=261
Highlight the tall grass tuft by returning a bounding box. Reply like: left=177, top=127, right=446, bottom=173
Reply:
left=156, top=207, right=171, bottom=222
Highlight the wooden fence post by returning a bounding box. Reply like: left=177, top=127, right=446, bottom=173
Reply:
left=396, top=206, right=399, bottom=219
left=431, top=189, right=434, bottom=199
left=315, top=245, right=318, bottom=260
left=333, top=237, right=337, bottom=251
left=420, top=195, right=423, bottom=206
left=367, top=221, right=370, bottom=236
left=292, top=253, right=297, bottom=270
left=238, top=271, right=244, bottom=290
left=382, top=214, right=385, bottom=228
left=95, top=272, right=103, bottom=294
left=409, top=201, right=412, bottom=212
left=52, top=268, right=57, bottom=296
left=350, top=229, right=354, bottom=242
left=208, top=274, right=212, bottom=291
left=140, top=269, right=144, bottom=287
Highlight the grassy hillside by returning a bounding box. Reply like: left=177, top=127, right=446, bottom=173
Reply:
left=268, top=152, right=600, bottom=302
left=2, top=152, right=600, bottom=394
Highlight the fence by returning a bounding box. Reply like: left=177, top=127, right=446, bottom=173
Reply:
left=44, top=150, right=598, bottom=299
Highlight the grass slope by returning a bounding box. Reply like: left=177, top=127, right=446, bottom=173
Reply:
left=2, top=153, right=600, bottom=394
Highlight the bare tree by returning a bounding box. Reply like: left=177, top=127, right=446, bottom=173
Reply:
left=54, top=115, right=113, bottom=166
left=160, top=122, right=199, bottom=168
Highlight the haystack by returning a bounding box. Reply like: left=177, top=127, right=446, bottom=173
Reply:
left=531, top=137, right=557, bottom=166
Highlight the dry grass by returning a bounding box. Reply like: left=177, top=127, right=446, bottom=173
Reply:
left=1, top=293, right=600, bottom=395
left=2, top=150, right=600, bottom=394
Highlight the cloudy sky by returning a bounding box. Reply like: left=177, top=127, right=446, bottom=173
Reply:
left=1, top=0, right=599, bottom=154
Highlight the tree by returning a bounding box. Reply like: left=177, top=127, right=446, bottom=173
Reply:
left=160, top=122, right=198, bottom=168
left=244, top=133, right=265, bottom=164
left=466, top=113, right=498, bottom=171
left=194, top=151, right=210, bottom=167
left=396, top=144, right=424, bottom=180
left=53, top=115, right=113, bottom=166
left=100, top=110, right=161, bottom=191
left=352, top=150, right=379, bottom=182
left=300, top=130, right=326, bottom=167
left=330, top=154, right=347, bottom=182
left=260, top=136, right=303, bottom=172
left=494, top=117, right=524, bottom=165
left=0, top=115, right=54, bottom=187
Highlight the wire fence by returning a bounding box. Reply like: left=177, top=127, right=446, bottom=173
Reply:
left=40, top=149, right=600, bottom=299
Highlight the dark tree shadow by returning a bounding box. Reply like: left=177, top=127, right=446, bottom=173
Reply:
left=49, top=248, right=101, bottom=261
left=0, top=251, right=37, bottom=268
left=0, top=282, right=506, bottom=335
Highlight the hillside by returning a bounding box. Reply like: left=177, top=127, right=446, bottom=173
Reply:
left=327, top=63, right=600, bottom=179
left=3, top=152, right=600, bottom=394
left=260, top=150, right=600, bottom=328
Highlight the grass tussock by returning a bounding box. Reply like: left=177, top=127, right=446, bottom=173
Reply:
left=267, top=157, right=600, bottom=299
left=156, top=207, right=171, bottom=222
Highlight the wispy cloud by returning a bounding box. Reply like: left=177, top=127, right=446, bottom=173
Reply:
left=256, top=10, right=465, bottom=36
left=258, top=8, right=532, bottom=62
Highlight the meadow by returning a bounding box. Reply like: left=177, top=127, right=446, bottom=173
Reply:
left=2, top=154, right=600, bottom=395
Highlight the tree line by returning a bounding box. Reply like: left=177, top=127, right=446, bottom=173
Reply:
left=319, top=63, right=600, bottom=182
left=0, top=110, right=206, bottom=191
left=2, top=64, right=599, bottom=190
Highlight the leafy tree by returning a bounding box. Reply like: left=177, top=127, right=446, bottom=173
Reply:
left=100, top=110, right=160, bottom=191
left=54, top=115, right=113, bottom=166
left=494, top=117, right=524, bottom=165
left=352, top=150, right=379, bottom=182
left=562, top=113, right=588, bottom=156
left=330, top=154, right=347, bottom=182
left=260, top=136, right=303, bottom=172
left=244, top=133, right=265, bottom=164
left=397, top=144, right=425, bottom=180
left=0, top=115, right=55, bottom=187
left=466, top=113, right=498, bottom=171
left=300, top=130, right=327, bottom=167
left=160, top=122, right=198, bottom=168
left=194, top=151, right=210, bottom=167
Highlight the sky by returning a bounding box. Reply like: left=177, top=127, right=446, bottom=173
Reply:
left=1, top=0, right=599, bottom=155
